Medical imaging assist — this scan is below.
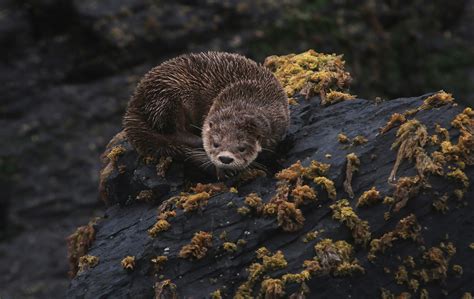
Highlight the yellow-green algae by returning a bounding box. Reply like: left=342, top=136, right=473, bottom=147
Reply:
left=380, top=113, right=407, bottom=134
left=78, top=255, right=99, bottom=273
left=156, top=156, right=173, bottom=177
left=148, top=219, right=171, bottom=237
left=151, top=255, right=168, bottom=272
left=291, top=184, right=317, bottom=206
left=313, top=176, right=337, bottom=200
left=66, top=217, right=100, bottom=277
left=264, top=49, right=352, bottom=103
left=389, top=119, right=442, bottom=183
left=356, top=187, right=381, bottom=207
left=313, top=239, right=364, bottom=276
left=154, top=279, right=178, bottom=299
left=210, top=289, right=222, bottom=299
left=222, top=242, right=238, bottom=253
left=329, top=199, right=371, bottom=245
left=234, top=248, right=288, bottom=298
left=343, top=153, right=360, bottom=199
left=121, top=256, right=135, bottom=270
left=368, top=214, right=421, bottom=261
left=338, top=133, right=350, bottom=144
left=178, top=231, right=213, bottom=260
left=106, top=145, right=126, bottom=162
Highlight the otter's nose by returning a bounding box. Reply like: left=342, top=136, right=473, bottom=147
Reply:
left=219, top=156, right=234, bottom=164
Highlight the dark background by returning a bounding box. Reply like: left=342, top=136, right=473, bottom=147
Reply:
left=0, top=0, right=473, bottom=298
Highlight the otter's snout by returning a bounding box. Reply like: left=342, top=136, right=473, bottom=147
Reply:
left=218, top=156, right=234, bottom=164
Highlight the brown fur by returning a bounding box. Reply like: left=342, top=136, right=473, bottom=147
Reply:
left=123, top=51, right=289, bottom=171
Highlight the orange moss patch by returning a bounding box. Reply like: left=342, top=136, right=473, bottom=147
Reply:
left=275, top=160, right=304, bottom=182
left=380, top=113, right=407, bottom=134
left=314, top=176, right=337, bottom=200
left=291, top=184, right=317, bottom=205
left=234, top=248, right=288, bottom=298
left=338, top=133, right=350, bottom=144
left=179, top=231, right=213, bottom=260
left=324, top=90, right=356, bottom=106
left=78, top=255, right=99, bottom=273
left=420, top=91, right=455, bottom=110
left=136, top=190, right=154, bottom=202
left=313, top=239, right=364, bottom=276
left=106, top=145, right=126, bottom=162
left=156, top=156, right=173, bottom=177
left=389, top=119, right=441, bottom=183
left=177, top=192, right=211, bottom=212
left=356, top=187, right=381, bottom=207
left=66, top=217, right=99, bottom=278
left=121, top=256, right=135, bottom=271
left=148, top=219, right=171, bottom=237
left=260, top=278, right=285, bottom=298
left=222, top=242, right=238, bottom=253
left=244, top=193, right=264, bottom=213
left=264, top=49, right=352, bottom=102
left=151, top=255, right=168, bottom=272
left=277, top=201, right=305, bottom=232
left=368, top=214, right=422, bottom=261
left=302, top=160, right=331, bottom=179
left=343, top=153, right=360, bottom=199
left=352, top=135, right=368, bottom=145
left=190, top=183, right=227, bottom=195
left=330, top=199, right=371, bottom=245
left=210, top=289, right=223, bottom=299
left=154, top=279, right=178, bottom=299
left=392, top=176, right=423, bottom=212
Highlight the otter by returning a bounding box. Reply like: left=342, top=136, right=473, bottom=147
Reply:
left=123, top=52, right=289, bottom=177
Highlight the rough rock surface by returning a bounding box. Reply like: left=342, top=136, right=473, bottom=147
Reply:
left=68, top=94, right=473, bottom=298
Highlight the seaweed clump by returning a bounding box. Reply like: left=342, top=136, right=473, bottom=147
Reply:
left=416, top=242, right=456, bottom=282
left=78, top=255, right=99, bottom=273
left=392, top=176, right=423, bottom=212
left=368, top=214, right=422, bottom=261
left=419, top=91, right=455, bottom=110
left=179, top=231, right=213, bottom=260
left=234, top=248, right=288, bottom=298
left=148, top=219, right=171, bottom=237
left=330, top=199, right=371, bottom=245
left=121, top=256, right=136, bottom=271
left=263, top=160, right=331, bottom=231
left=151, top=256, right=168, bottom=272
left=106, top=145, right=126, bottom=162
left=380, top=113, right=407, bottom=134
left=313, top=239, right=364, bottom=276
left=154, top=279, right=178, bottom=299
left=264, top=49, right=352, bottom=102
left=66, top=217, right=99, bottom=277
left=389, top=119, right=441, bottom=183
left=324, top=90, right=356, bottom=106
left=343, top=153, right=360, bottom=198
left=356, top=187, right=381, bottom=207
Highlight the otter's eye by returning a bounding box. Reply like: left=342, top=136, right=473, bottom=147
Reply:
left=238, top=146, right=246, bottom=152
left=213, top=142, right=220, bottom=148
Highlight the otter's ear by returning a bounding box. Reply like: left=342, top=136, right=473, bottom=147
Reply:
left=208, top=121, right=213, bottom=129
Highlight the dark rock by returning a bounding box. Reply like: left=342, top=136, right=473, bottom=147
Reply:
left=68, top=94, right=474, bottom=298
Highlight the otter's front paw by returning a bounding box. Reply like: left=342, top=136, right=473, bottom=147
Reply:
left=216, top=168, right=238, bottom=180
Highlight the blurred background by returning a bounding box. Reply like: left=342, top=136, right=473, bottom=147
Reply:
left=0, top=0, right=473, bottom=298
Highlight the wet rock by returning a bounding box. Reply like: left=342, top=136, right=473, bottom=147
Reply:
left=68, top=94, right=473, bottom=298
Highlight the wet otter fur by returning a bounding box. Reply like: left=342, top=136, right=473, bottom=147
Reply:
left=123, top=51, right=289, bottom=176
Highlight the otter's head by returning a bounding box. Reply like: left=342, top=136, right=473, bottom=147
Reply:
left=202, top=112, right=262, bottom=170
